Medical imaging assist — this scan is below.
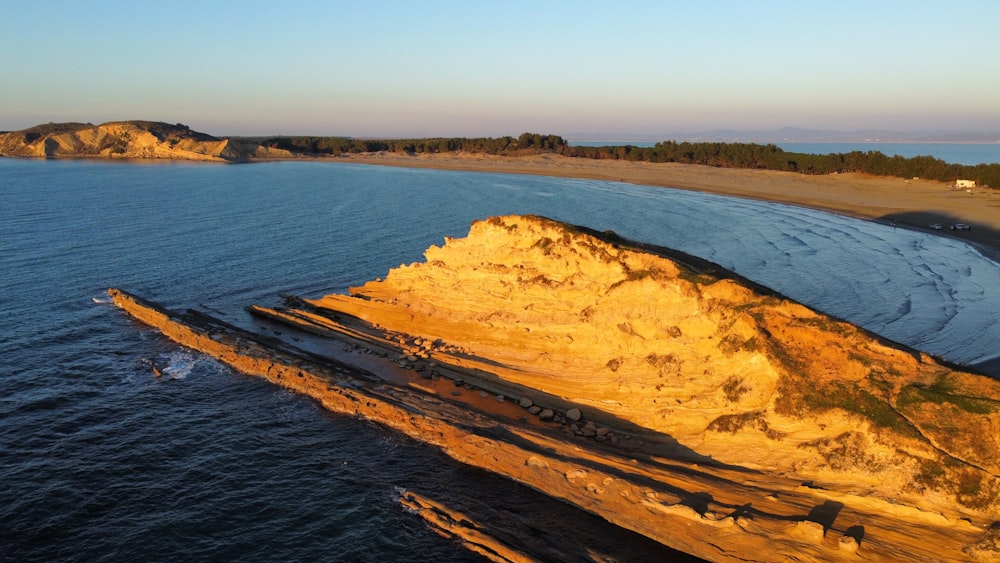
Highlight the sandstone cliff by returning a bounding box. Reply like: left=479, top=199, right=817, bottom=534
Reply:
left=109, top=215, right=1000, bottom=560
left=306, top=215, right=1000, bottom=517
left=0, top=121, right=261, bottom=162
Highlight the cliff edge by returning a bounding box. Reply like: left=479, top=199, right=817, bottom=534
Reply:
left=110, top=214, right=1000, bottom=560
left=0, top=121, right=265, bottom=162
left=308, top=215, right=1000, bottom=518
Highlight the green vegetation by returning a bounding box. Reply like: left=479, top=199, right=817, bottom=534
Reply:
left=10, top=121, right=997, bottom=186
left=707, top=410, right=766, bottom=433
left=644, top=352, right=682, bottom=378
left=718, top=334, right=745, bottom=357
left=531, top=236, right=555, bottom=253
left=913, top=458, right=998, bottom=510
left=897, top=376, right=997, bottom=415
left=566, top=141, right=1000, bottom=188
left=811, top=383, right=917, bottom=435
left=247, top=131, right=567, bottom=157
left=245, top=130, right=999, bottom=188
left=797, top=316, right=854, bottom=337
left=721, top=376, right=750, bottom=402
left=774, top=375, right=919, bottom=438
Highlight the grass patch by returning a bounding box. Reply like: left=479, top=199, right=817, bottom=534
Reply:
left=644, top=352, right=682, bottom=378
left=778, top=380, right=919, bottom=437
left=913, top=458, right=946, bottom=490
left=531, top=237, right=554, bottom=254
left=718, top=334, right=743, bottom=356
left=797, top=316, right=853, bottom=337
left=707, top=410, right=768, bottom=434
left=676, top=268, right=719, bottom=286
left=722, top=376, right=750, bottom=402
left=847, top=351, right=874, bottom=367
left=625, top=268, right=657, bottom=282
left=898, top=376, right=997, bottom=415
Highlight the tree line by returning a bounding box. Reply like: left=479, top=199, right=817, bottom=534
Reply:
left=566, top=141, right=999, bottom=188
left=250, top=132, right=566, bottom=157
left=247, top=133, right=998, bottom=188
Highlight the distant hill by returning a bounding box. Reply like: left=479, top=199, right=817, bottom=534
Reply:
left=0, top=121, right=275, bottom=162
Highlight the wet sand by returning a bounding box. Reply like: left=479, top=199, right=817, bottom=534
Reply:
left=330, top=152, right=1000, bottom=263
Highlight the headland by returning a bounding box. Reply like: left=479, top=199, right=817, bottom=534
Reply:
left=110, top=214, right=1000, bottom=561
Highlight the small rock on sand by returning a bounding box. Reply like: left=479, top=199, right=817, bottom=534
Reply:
left=519, top=397, right=533, bottom=408
left=565, top=407, right=581, bottom=421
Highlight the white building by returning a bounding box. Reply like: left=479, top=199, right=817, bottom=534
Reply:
left=956, top=179, right=976, bottom=189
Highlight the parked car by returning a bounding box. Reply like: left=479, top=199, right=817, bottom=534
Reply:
left=950, top=223, right=972, bottom=231
left=929, top=223, right=942, bottom=230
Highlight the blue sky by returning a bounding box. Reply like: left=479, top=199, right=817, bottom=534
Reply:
left=2, top=0, right=999, bottom=137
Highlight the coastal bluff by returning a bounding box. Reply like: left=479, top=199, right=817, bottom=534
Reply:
left=111, top=215, right=1000, bottom=561
left=302, top=215, right=1000, bottom=515
left=0, top=121, right=280, bottom=162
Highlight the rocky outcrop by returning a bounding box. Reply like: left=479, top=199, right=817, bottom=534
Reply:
left=301, top=215, right=1000, bottom=518
left=109, top=215, right=1000, bottom=560
left=0, top=121, right=259, bottom=162
left=110, top=287, right=996, bottom=561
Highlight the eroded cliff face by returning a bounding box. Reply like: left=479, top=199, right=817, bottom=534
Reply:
left=0, top=121, right=260, bottom=162
left=310, top=215, right=1000, bottom=515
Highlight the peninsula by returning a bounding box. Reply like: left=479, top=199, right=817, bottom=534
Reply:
left=111, top=215, right=1000, bottom=561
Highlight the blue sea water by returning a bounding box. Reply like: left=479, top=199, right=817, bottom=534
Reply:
left=2, top=158, right=999, bottom=561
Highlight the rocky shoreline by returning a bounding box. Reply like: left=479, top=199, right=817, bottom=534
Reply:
left=107, top=216, right=1000, bottom=561
left=110, top=288, right=949, bottom=561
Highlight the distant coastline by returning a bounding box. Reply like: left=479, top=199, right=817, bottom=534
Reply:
left=4, top=120, right=1000, bottom=182
left=569, top=140, right=1000, bottom=166
left=4, top=120, right=998, bottom=263
left=564, top=127, right=1000, bottom=145
left=332, top=151, right=1000, bottom=266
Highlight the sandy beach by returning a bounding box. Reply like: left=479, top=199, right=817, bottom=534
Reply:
left=332, top=152, right=1000, bottom=263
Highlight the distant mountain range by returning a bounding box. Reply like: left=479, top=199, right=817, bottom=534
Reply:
left=568, top=128, right=1000, bottom=144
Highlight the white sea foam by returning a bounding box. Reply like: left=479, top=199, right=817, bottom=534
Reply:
left=160, top=351, right=197, bottom=380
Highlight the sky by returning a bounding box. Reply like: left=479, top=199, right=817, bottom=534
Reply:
left=2, top=0, right=999, bottom=138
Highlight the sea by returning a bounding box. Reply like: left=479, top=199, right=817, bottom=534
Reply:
left=3, top=158, right=1000, bottom=561
left=570, top=141, right=1000, bottom=166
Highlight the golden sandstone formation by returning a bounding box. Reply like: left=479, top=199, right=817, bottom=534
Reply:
left=112, top=215, right=1000, bottom=561
left=0, top=121, right=280, bottom=161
